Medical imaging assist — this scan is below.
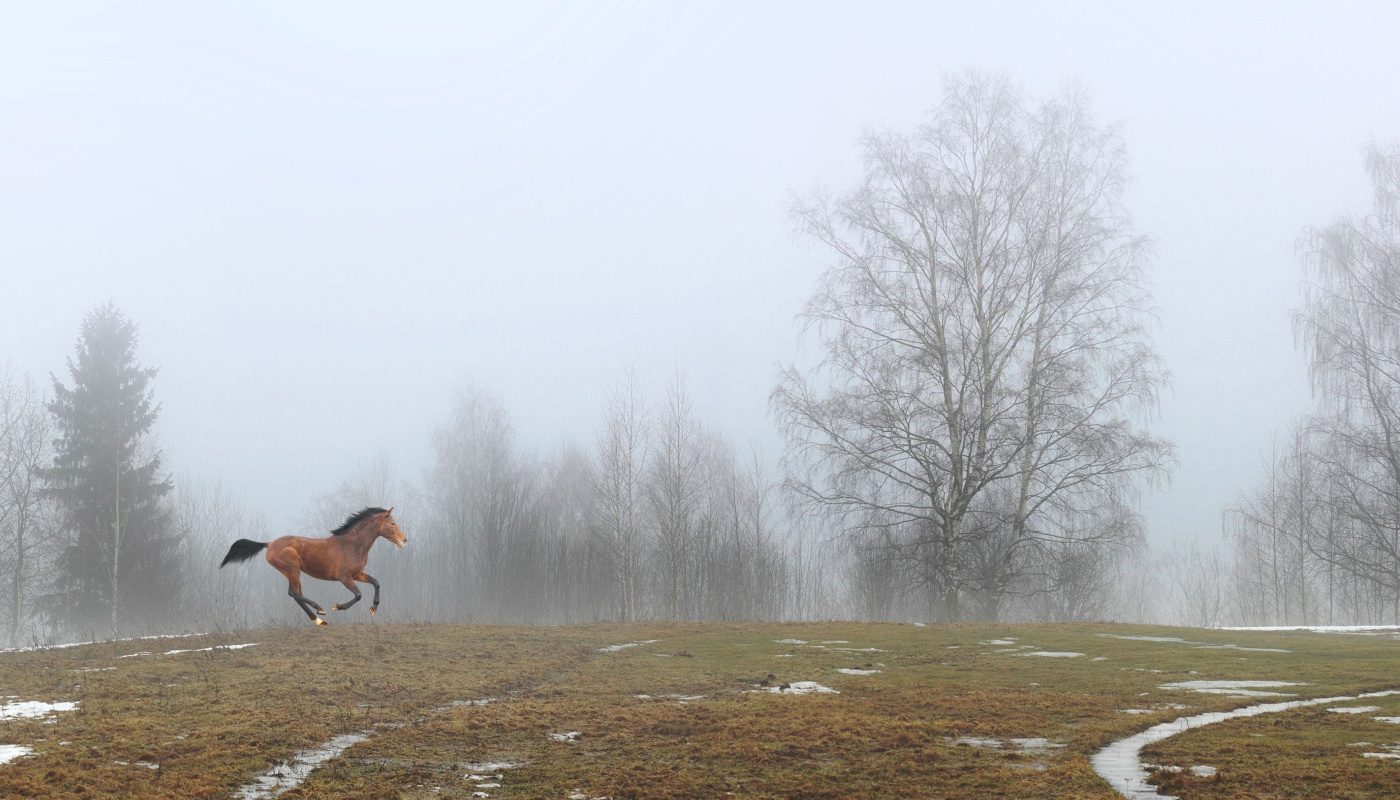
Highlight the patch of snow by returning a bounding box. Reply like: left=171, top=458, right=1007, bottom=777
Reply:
left=1374, top=717, right=1400, bottom=724
left=774, top=653, right=794, bottom=658
left=596, top=639, right=661, bottom=653
left=1017, top=651, right=1084, bottom=658
left=1189, top=765, right=1216, bottom=777
left=835, top=668, right=880, bottom=676
left=462, top=762, right=520, bottom=772
left=548, top=731, right=582, bottom=742
left=1159, top=680, right=1302, bottom=698
left=763, top=681, right=838, bottom=695
left=72, top=667, right=115, bottom=673
left=0, top=631, right=209, bottom=655
left=118, top=643, right=258, bottom=659
left=1329, top=706, right=1381, bottom=714
left=0, top=744, right=31, bottom=764
left=1219, top=624, right=1400, bottom=633
left=821, top=640, right=850, bottom=644
left=773, top=639, right=807, bottom=645
left=1092, top=688, right=1400, bottom=799
left=982, top=639, right=1017, bottom=646
left=913, top=622, right=927, bottom=628
left=235, top=732, right=372, bottom=799
left=0, top=700, right=78, bottom=720
left=1095, top=634, right=1288, bottom=653
left=827, top=647, right=887, bottom=653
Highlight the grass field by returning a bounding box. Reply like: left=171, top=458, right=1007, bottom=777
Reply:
left=0, top=621, right=1397, bottom=798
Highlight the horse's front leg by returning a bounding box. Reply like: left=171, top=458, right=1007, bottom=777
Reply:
left=355, top=571, right=381, bottom=615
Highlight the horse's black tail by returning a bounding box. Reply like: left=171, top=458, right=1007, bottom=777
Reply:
left=220, top=539, right=268, bottom=568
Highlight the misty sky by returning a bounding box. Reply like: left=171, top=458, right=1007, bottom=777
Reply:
left=2, top=1, right=1399, bottom=546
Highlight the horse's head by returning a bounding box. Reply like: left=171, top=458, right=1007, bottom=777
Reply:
left=377, top=507, right=407, bottom=548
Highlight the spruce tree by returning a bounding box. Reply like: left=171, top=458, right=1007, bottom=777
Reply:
left=42, top=303, right=180, bottom=634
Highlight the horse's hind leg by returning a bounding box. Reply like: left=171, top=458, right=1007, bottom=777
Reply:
left=332, top=578, right=362, bottom=611
left=289, top=581, right=327, bottom=625
left=272, top=555, right=326, bottom=625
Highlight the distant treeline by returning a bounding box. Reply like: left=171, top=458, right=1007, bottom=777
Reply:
left=3, top=75, right=1398, bottom=644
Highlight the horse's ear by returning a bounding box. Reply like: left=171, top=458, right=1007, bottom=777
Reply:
left=385, top=507, right=394, bottom=516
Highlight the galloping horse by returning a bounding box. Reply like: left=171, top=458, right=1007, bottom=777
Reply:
left=219, top=507, right=407, bottom=625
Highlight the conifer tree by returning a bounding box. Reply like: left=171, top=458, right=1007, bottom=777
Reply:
left=42, top=303, right=180, bottom=633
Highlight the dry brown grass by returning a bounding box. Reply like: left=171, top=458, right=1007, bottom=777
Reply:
left=0, top=621, right=1396, bottom=798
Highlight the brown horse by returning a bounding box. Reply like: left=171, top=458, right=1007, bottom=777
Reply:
left=219, top=506, right=407, bottom=625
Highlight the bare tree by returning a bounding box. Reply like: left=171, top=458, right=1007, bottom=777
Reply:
left=1291, top=143, right=1400, bottom=620
left=647, top=374, right=708, bottom=619
left=590, top=369, right=648, bottom=620
left=775, top=73, right=1169, bottom=621
left=0, top=371, right=57, bottom=645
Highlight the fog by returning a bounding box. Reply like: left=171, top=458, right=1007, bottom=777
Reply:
left=2, top=2, right=1399, bottom=635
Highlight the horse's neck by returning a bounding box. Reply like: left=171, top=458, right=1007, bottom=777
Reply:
left=340, top=523, right=379, bottom=555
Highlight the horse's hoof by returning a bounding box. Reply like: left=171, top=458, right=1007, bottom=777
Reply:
left=316, top=608, right=327, bottom=616
left=314, top=618, right=327, bottom=626
left=369, top=607, right=377, bottom=616
left=331, top=603, right=343, bottom=611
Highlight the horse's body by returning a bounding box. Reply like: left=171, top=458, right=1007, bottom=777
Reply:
left=219, top=506, right=407, bottom=625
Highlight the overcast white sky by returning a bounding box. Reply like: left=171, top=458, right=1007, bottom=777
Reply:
left=2, top=1, right=1398, bottom=544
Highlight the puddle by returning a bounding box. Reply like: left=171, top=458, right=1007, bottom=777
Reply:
left=237, top=699, right=499, bottom=796
left=0, top=700, right=78, bottom=721
left=0, top=744, right=31, bottom=764
left=950, top=736, right=1065, bottom=754
left=235, top=732, right=372, bottom=798
left=1158, top=680, right=1302, bottom=698
left=596, top=640, right=661, bottom=653
left=1092, top=688, right=1400, bottom=799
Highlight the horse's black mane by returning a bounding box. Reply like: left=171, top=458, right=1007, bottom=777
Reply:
left=331, top=506, right=388, bottom=536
